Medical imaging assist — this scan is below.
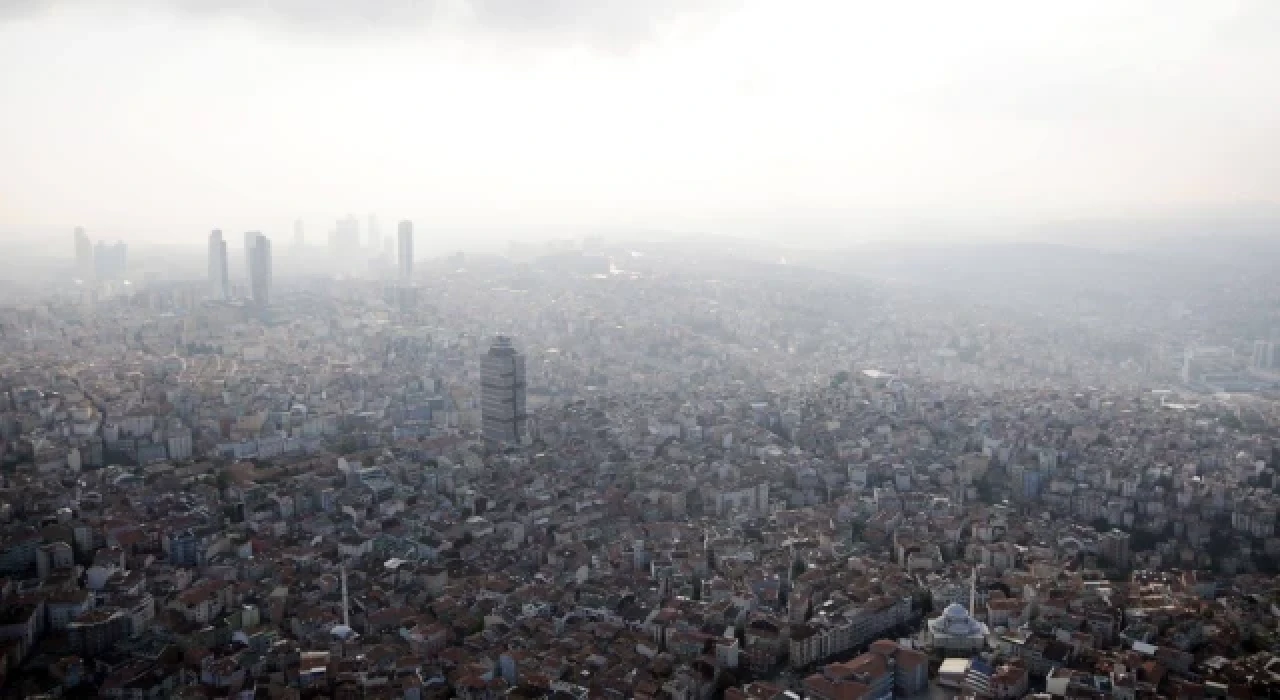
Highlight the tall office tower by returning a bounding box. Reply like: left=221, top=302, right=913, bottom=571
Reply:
left=208, top=230, right=230, bottom=300
left=481, top=336, right=528, bottom=444
left=94, top=241, right=127, bottom=280
left=1253, top=340, right=1276, bottom=371
left=293, top=219, right=305, bottom=249
left=397, top=220, right=414, bottom=281
left=367, top=214, right=380, bottom=250
left=73, top=227, right=94, bottom=280
left=245, top=232, right=272, bottom=307
left=333, top=215, right=360, bottom=257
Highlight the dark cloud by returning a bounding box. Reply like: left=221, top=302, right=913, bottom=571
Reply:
left=0, top=0, right=46, bottom=19
left=463, top=0, right=728, bottom=49
left=468, top=0, right=696, bottom=35
left=0, top=0, right=725, bottom=46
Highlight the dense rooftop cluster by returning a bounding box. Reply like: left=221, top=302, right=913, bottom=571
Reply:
left=0, top=245, right=1278, bottom=699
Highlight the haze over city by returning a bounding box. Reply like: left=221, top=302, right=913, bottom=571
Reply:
left=5, top=3, right=1280, bottom=700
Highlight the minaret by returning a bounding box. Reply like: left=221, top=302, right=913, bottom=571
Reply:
left=341, top=564, right=350, bottom=628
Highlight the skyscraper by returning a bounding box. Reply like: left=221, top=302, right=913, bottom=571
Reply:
left=481, top=336, right=527, bottom=445
left=208, top=230, right=229, bottom=300
left=245, top=232, right=272, bottom=307
left=73, top=227, right=94, bottom=280
left=333, top=215, right=360, bottom=258
left=397, top=220, right=414, bottom=281
left=367, top=214, right=379, bottom=251
left=1252, top=339, right=1276, bottom=372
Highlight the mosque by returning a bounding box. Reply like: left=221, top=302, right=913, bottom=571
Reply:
left=925, top=602, right=989, bottom=652
left=923, top=570, right=988, bottom=653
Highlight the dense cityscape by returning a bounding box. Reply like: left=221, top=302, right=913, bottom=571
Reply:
left=0, top=219, right=1276, bottom=700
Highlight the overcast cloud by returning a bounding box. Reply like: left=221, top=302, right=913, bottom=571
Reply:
left=0, top=0, right=1276, bottom=246
left=0, top=0, right=723, bottom=44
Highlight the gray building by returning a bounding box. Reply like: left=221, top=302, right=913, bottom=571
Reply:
left=74, top=227, right=94, bottom=280
left=333, top=215, right=360, bottom=257
left=208, top=229, right=229, bottom=300
left=397, top=220, right=413, bottom=281
left=245, top=232, right=272, bottom=308
left=169, top=529, right=200, bottom=568
left=67, top=608, right=131, bottom=657
left=1252, top=339, right=1276, bottom=371
left=481, top=336, right=527, bottom=445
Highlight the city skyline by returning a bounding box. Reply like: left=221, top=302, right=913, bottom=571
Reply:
left=6, top=217, right=1280, bottom=698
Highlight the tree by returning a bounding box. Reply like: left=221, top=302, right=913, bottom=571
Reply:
left=913, top=589, right=934, bottom=615
left=715, top=670, right=740, bottom=695
left=1129, top=528, right=1164, bottom=552
left=335, top=436, right=363, bottom=454
left=975, top=479, right=995, bottom=504
left=849, top=520, right=865, bottom=542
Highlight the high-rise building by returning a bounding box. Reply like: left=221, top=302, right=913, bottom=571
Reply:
left=93, top=241, right=127, bottom=281
left=367, top=214, right=380, bottom=250
left=481, top=336, right=527, bottom=445
left=168, top=530, right=200, bottom=568
left=208, top=230, right=229, bottom=300
left=245, top=232, right=272, bottom=307
left=397, top=220, right=414, bottom=281
left=333, top=215, right=360, bottom=257
left=1251, top=339, right=1276, bottom=372
left=73, top=227, right=94, bottom=280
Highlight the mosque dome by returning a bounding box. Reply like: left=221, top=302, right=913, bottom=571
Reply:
left=942, top=603, right=969, bottom=619
left=929, top=602, right=986, bottom=638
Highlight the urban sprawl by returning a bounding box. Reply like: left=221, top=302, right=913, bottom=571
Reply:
left=0, top=223, right=1279, bottom=700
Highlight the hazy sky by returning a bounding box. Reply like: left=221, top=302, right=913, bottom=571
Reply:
left=1, top=0, right=1277, bottom=245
